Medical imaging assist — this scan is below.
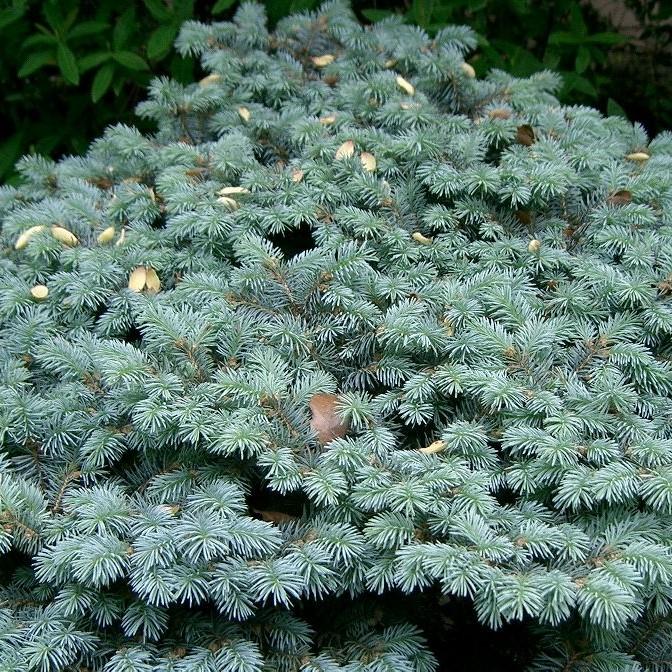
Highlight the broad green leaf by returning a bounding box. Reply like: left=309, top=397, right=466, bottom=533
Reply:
left=169, top=54, right=194, bottom=84
left=542, top=46, right=561, bottom=70
left=43, top=2, right=64, bottom=33
left=78, top=51, right=111, bottom=73
left=113, top=7, right=136, bottom=50
left=563, top=71, right=597, bottom=97
left=18, top=51, right=54, bottom=77
left=147, top=24, right=177, bottom=60
left=23, top=33, right=57, bottom=48
left=112, top=77, right=124, bottom=96
left=0, top=4, right=26, bottom=30
left=57, top=42, right=79, bottom=84
left=68, top=20, right=109, bottom=39
left=587, top=31, right=629, bottom=45
left=290, top=0, right=319, bottom=12
left=509, top=48, right=544, bottom=77
left=548, top=31, right=582, bottom=46
left=569, top=3, right=587, bottom=35
left=213, top=0, right=237, bottom=13
left=361, top=8, right=393, bottom=22
left=113, top=51, right=149, bottom=71
left=409, top=0, right=436, bottom=28
left=0, top=132, right=24, bottom=180
left=508, top=0, right=529, bottom=13
left=91, top=63, right=114, bottom=102
left=607, top=98, right=628, bottom=119
left=175, top=0, right=195, bottom=20
left=35, top=22, right=55, bottom=37
left=143, top=0, right=171, bottom=21
left=575, top=46, right=590, bottom=74
left=35, top=132, right=64, bottom=156
left=63, top=6, right=79, bottom=33
left=430, top=5, right=455, bottom=22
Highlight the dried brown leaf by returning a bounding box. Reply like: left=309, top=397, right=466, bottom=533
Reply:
left=516, top=124, right=536, bottom=146
left=607, top=190, right=632, bottom=205
left=310, top=393, right=348, bottom=445
left=253, top=509, right=298, bottom=525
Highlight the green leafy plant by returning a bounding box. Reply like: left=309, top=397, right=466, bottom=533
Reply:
left=2, top=0, right=671, bottom=186
left=0, top=0, right=205, bottom=182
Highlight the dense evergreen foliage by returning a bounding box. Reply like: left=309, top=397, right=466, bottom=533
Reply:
left=1, top=3, right=672, bottom=670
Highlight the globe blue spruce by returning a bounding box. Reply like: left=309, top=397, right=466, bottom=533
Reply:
left=1, top=2, right=672, bottom=670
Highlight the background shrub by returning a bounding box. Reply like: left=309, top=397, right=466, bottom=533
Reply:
left=2, top=0, right=671, bottom=182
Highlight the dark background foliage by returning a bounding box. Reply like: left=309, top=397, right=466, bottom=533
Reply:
left=1, top=0, right=671, bottom=183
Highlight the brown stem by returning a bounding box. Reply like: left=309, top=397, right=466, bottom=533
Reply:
left=50, top=469, right=82, bottom=514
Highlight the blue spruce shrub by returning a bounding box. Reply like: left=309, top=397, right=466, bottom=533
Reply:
left=1, top=2, right=672, bottom=670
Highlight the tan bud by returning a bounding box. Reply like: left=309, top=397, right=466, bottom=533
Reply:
left=419, top=440, right=446, bottom=455
left=311, top=54, right=335, bottom=67
left=51, top=226, right=78, bottom=246
left=335, top=140, right=356, bottom=160
left=460, top=62, right=476, bottom=78
left=625, top=152, right=649, bottom=162
left=528, top=239, right=542, bottom=253
left=238, top=106, right=251, bottom=122
left=97, top=226, right=116, bottom=244
left=384, top=58, right=397, bottom=68
left=488, top=107, right=512, bottom=120
left=217, top=196, right=239, bottom=210
left=14, top=225, right=45, bottom=250
left=320, top=114, right=337, bottom=125
left=217, top=186, right=249, bottom=196
left=291, top=168, right=304, bottom=183
left=396, top=75, right=415, bottom=95
left=412, top=231, right=432, bottom=245
left=128, top=266, right=147, bottom=292
left=145, top=267, right=161, bottom=293
left=30, top=284, right=49, bottom=300
left=199, top=73, right=222, bottom=87
left=360, top=152, right=377, bottom=172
